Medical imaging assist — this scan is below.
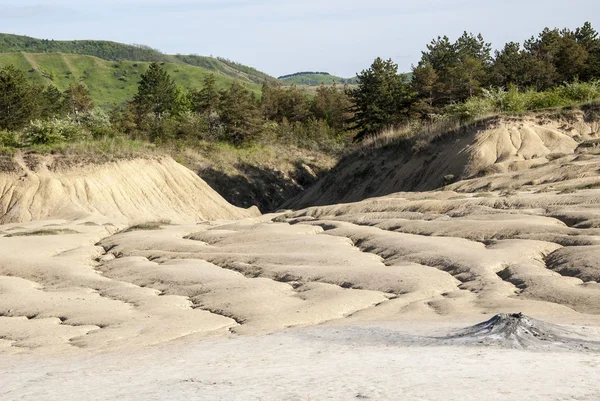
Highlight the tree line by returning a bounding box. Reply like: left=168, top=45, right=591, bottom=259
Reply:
left=0, top=62, right=352, bottom=151
left=351, top=22, right=600, bottom=140
left=0, top=33, right=169, bottom=63
left=2, top=22, right=599, bottom=150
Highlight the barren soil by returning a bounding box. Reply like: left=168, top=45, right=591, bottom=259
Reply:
left=2, top=112, right=600, bottom=399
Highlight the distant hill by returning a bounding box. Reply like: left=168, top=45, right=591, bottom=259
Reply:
left=278, top=71, right=413, bottom=86
left=0, top=52, right=262, bottom=106
left=0, top=33, right=274, bottom=85
left=278, top=72, right=359, bottom=86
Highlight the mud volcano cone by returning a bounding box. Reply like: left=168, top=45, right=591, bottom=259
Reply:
left=444, top=313, right=600, bottom=350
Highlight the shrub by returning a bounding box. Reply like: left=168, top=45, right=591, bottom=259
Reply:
left=502, top=85, right=527, bottom=113
left=558, top=80, right=600, bottom=103
left=175, top=111, right=209, bottom=141
left=524, top=89, right=567, bottom=110
left=447, top=97, right=495, bottom=120
left=0, top=130, right=18, bottom=147
left=80, top=109, right=115, bottom=139
left=24, top=118, right=90, bottom=145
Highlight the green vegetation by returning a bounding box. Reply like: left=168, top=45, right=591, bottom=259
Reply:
left=449, top=81, right=600, bottom=119
left=0, top=62, right=351, bottom=155
left=2, top=21, right=600, bottom=170
left=120, top=220, right=171, bottom=233
left=0, top=33, right=274, bottom=85
left=351, top=22, right=600, bottom=140
left=278, top=72, right=358, bottom=86
left=0, top=52, right=262, bottom=107
left=5, top=229, right=78, bottom=237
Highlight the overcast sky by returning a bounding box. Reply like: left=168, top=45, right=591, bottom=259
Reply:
left=1, top=0, right=598, bottom=77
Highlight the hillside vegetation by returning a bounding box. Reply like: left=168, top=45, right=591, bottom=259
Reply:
left=0, top=33, right=273, bottom=84
left=0, top=52, right=262, bottom=106
left=278, top=72, right=358, bottom=86
left=2, top=22, right=600, bottom=212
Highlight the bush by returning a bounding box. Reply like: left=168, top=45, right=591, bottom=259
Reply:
left=175, top=111, right=209, bottom=141
left=502, top=85, right=527, bottom=113
left=447, top=97, right=495, bottom=120
left=0, top=130, right=18, bottom=147
left=24, top=118, right=90, bottom=145
left=80, top=109, right=115, bottom=139
left=558, top=80, right=600, bottom=103
left=524, top=89, right=567, bottom=110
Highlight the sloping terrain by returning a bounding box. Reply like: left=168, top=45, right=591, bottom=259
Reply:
left=0, top=52, right=262, bottom=106
left=2, top=180, right=600, bottom=351
left=0, top=154, right=257, bottom=224
left=0, top=32, right=274, bottom=84
left=0, top=109, right=599, bottom=357
left=286, top=109, right=600, bottom=209
left=278, top=72, right=358, bottom=85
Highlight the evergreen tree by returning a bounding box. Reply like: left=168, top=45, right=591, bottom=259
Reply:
left=40, top=85, right=66, bottom=119
left=350, top=57, right=408, bottom=141
left=133, top=62, right=179, bottom=118
left=280, top=85, right=311, bottom=123
left=311, top=83, right=353, bottom=131
left=452, top=32, right=492, bottom=98
left=219, top=81, right=261, bottom=144
left=490, top=42, right=527, bottom=88
left=576, top=22, right=600, bottom=80
left=63, top=82, right=94, bottom=119
left=410, top=62, right=441, bottom=117
left=260, top=81, right=283, bottom=121
left=0, top=65, right=39, bottom=130
left=190, top=74, right=220, bottom=114
left=261, top=82, right=311, bottom=123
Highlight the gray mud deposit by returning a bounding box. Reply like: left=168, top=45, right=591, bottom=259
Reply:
left=441, top=313, right=600, bottom=351
left=298, top=314, right=600, bottom=352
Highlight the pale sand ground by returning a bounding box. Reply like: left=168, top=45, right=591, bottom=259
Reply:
left=2, top=323, right=600, bottom=401
left=2, top=117, right=600, bottom=400
left=2, top=186, right=600, bottom=400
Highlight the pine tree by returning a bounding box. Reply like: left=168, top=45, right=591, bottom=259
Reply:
left=219, top=81, right=261, bottom=144
left=576, top=22, right=600, bottom=80
left=190, top=74, right=220, bottom=114
left=40, top=85, right=66, bottom=119
left=312, top=83, right=352, bottom=131
left=411, top=62, right=440, bottom=116
left=350, top=57, right=408, bottom=141
left=63, top=82, right=94, bottom=120
left=133, top=62, right=179, bottom=119
left=0, top=65, right=39, bottom=130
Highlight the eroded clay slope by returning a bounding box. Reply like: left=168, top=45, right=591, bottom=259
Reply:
left=0, top=155, right=258, bottom=224
left=2, top=182, right=600, bottom=352
left=286, top=110, right=599, bottom=209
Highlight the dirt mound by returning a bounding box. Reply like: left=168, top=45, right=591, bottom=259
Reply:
left=442, top=313, right=600, bottom=350
left=286, top=110, right=599, bottom=209
left=0, top=155, right=258, bottom=224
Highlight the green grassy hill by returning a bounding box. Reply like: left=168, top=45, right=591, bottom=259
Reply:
left=279, top=71, right=413, bottom=86
left=0, top=32, right=275, bottom=85
left=278, top=72, right=358, bottom=86
left=0, top=52, right=262, bottom=106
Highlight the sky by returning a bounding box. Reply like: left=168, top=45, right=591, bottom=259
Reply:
left=0, top=0, right=599, bottom=78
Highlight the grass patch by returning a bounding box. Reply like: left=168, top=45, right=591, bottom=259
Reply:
left=120, top=220, right=171, bottom=233
left=5, top=228, right=78, bottom=237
